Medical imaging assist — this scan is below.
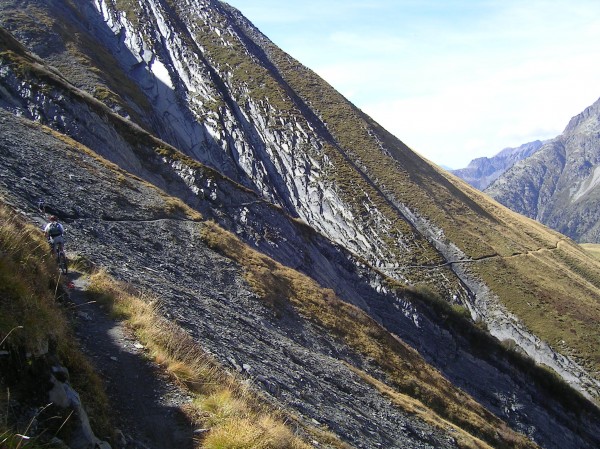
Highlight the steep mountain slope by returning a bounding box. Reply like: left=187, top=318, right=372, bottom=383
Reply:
left=452, top=141, right=544, bottom=190
left=0, top=109, right=539, bottom=449
left=486, top=97, right=600, bottom=243
left=1, top=1, right=600, bottom=448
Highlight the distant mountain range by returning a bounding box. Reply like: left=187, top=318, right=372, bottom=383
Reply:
left=451, top=141, right=545, bottom=190
left=453, top=97, right=600, bottom=243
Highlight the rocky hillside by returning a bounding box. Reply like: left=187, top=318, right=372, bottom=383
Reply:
left=486, top=97, right=600, bottom=243
left=452, top=141, right=544, bottom=190
left=1, top=1, right=600, bottom=448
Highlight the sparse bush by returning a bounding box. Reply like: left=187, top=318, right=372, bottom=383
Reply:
left=474, top=316, right=488, bottom=331
left=410, top=284, right=444, bottom=303
left=451, top=303, right=471, bottom=319
left=501, top=338, right=518, bottom=352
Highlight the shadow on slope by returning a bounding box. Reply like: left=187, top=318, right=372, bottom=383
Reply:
left=1, top=108, right=600, bottom=449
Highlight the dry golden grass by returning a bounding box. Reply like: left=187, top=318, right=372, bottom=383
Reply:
left=0, top=209, right=65, bottom=353
left=86, top=270, right=312, bottom=449
left=199, top=220, right=539, bottom=449
left=0, top=201, right=112, bottom=441
left=202, top=415, right=306, bottom=449
left=581, top=243, right=600, bottom=262
left=87, top=271, right=226, bottom=394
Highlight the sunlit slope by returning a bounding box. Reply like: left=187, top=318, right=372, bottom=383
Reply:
left=224, top=9, right=600, bottom=386
left=1, top=0, right=598, bottom=399
left=438, top=170, right=600, bottom=380
left=581, top=243, right=600, bottom=262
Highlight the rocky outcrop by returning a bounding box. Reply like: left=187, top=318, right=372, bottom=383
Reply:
left=0, top=0, right=466, bottom=300
left=452, top=141, right=544, bottom=190
left=0, top=110, right=459, bottom=449
left=486, top=97, right=600, bottom=243
left=2, top=96, right=600, bottom=449
left=2, top=1, right=600, bottom=448
left=48, top=365, right=112, bottom=449
left=0, top=338, right=111, bottom=449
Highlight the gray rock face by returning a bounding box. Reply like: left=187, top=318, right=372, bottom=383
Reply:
left=48, top=372, right=111, bottom=449
left=451, top=141, right=544, bottom=190
left=2, top=101, right=600, bottom=449
left=1, top=2, right=600, bottom=448
left=0, top=110, right=460, bottom=449
left=0, top=0, right=463, bottom=299
left=486, top=98, right=600, bottom=243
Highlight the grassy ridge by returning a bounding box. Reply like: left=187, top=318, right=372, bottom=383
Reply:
left=182, top=5, right=465, bottom=296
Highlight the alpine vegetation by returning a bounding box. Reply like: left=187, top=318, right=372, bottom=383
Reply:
left=1, top=1, right=599, bottom=449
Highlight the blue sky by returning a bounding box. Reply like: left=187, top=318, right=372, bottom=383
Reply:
left=224, top=1, right=600, bottom=168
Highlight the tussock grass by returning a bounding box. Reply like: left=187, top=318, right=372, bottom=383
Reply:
left=580, top=243, right=600, bottom=262
left=87, top=271, right=223, bottom=394
left=86, top=270, right=312, bottom=449
left=0, top=202, right=111, bottom=443
left=200, top=220, right=539, bottom=449
left=202, top=415, right=301, bottom=449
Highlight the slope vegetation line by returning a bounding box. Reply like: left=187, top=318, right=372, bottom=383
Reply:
left=68, top=272, right=195, bottom=449
left=389, top=238, right=568, bottom=271
left=83, top=270, right=318, bottom=449
left=200, top=220, right=540, bottom=449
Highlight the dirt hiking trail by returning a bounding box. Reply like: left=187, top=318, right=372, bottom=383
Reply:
left=67, top=271, right=195, bottom=449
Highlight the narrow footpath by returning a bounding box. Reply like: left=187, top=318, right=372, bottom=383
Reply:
left=66, top=271, right=195, bottom=449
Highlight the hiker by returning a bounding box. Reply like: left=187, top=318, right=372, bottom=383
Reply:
left=44, top=215, right=65, bottom=256
left=37, top=198, right=46, bottom=214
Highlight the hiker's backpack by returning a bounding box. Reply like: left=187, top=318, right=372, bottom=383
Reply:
left=48, top=222, right=62, bottom=237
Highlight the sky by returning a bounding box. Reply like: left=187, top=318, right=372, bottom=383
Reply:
left=223, top=0, right=600, bottom=169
